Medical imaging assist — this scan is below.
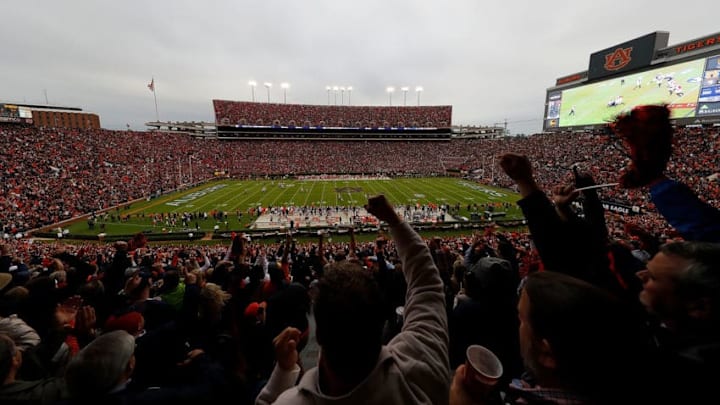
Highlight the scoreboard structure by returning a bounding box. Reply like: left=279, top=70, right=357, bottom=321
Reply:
left=0, top=104, right=34, bottom=124
left=544, top=31, right=720, bottom=131
left=0, top=102, right=101, bottom=129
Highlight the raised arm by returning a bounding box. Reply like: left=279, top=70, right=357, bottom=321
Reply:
left=348, top=227, right=359, bottom=262
left=499, top=154, right=613, bottom=287
left=499, top=153, right=570, bottom=273
left=366, top=195, right=450, bottom=403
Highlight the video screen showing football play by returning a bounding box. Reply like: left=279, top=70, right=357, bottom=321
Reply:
left=545, top=31, right=720, bottom=130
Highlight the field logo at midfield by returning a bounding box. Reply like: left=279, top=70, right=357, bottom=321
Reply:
left=165, top=184, right=227, bottom=207
left=604, top=47, right=632, bottom=71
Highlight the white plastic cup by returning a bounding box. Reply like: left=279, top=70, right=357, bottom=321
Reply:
left=464, top=345, right=503, bottom=400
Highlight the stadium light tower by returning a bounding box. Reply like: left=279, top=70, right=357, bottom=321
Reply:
left=248, top=80, right=257, bottom=102
left=340, top=86, right=346, bottom=105
left=347, top=86, right=353, bottom=106
left=333, top=86, right=339, bottom=105
left=325, top=86, right=331, bottom=105
left=386, top=86, right=395, bottom=106
left=263, top=82, right=272, bottom=103
left=401, top=86, right=409, bottom=106
left=281, top=82, right=290, bottom=104
left=415, top=86, right=423, bottom=106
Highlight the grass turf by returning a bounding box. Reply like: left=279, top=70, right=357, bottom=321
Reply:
left=63, top=177, right=521, bottom=237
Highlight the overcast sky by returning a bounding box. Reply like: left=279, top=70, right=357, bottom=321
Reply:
left=2, top=0, right=718, bottom=134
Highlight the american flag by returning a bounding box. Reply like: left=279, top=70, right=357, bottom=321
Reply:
left=147, top=78, right=154, bottom=92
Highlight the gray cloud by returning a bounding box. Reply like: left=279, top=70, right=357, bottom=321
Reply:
left=2, top=0, right=717, bottom=134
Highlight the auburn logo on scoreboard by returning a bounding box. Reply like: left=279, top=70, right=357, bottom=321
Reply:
left=604, top=47, right=633, bottom=71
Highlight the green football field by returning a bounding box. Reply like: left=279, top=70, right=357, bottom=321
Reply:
left=559, top=58, right=705, bottom=126
left=64, top=178, right=521, bottom=236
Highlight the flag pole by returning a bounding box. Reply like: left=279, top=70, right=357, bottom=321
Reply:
left=152, top=78, right=160, bottom=122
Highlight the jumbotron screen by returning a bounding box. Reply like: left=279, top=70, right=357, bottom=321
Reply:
left=546, top=54, right=720, bottom=128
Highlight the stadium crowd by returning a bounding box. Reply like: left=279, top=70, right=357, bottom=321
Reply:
left=213, top=101, right=453, bottom=128
left=0, top=106, right=719, bottom=404
left=1, top=123, right=718, bottom=237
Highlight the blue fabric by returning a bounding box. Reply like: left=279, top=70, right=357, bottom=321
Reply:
left=650, top=178, right=720, bottom=242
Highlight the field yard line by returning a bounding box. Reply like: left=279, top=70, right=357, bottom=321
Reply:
left=356, top=179, right=383, bottom=203
left=261, top=182, right=283, bottom=207
left=320, top=181, right=327, bottom=205
left=297, top=181, right=315, bottom=207
left=191, top=181, right=266, bottom=214
left=393, top=178, right=432, bottom=204
left=371, top=179, right=406, bottom=205
left=357, top=179, right=381, bottom=201
left=357, top=179, right=377, bottom=200
left=190, top=180, right=259, bottom=212
left=442, top=178, right=493, bottom=204
left=285, top=180, right=305, bottom=205
left=225, top=180, right=273, bottom=211
left=123, top=181, right=229, bottom=216
left=302, top=180, right=316, bottom=206
left=267, top=181, right=297, bottom=207
left=409, top=178, right=453, bottom=203
left=170, top=182, right=240, bottom=213
left=391, top=179, right=424, bottom=203
left=418, top=178, right=483, bottom=205
left=220, top=181, right=267, bottom=210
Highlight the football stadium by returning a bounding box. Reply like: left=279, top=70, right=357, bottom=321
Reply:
left=1, top=15, right=719, bottom=405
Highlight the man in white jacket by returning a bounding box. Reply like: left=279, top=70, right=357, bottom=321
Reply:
left=256, top=194, right=449, bottom=405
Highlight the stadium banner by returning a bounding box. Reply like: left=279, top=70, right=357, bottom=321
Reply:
left=698, top=86, right=720, bottom=102
left=601, top=201, right=642, bottom=216
left=0, top=116, right=23, bottom=123
left=588, top=32, right=669, bottom=80
left=658, top=32, right=720, bottom=58
left=696, top=102, right=720, bottom=116
left=556, top=71, right=588, bottom=86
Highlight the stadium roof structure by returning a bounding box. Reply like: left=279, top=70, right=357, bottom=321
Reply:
left=0, top=102, right=83, bottom=112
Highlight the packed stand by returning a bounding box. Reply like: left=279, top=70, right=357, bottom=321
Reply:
left=213, top=100, right=452, bottom=128
left=0, top=106, right=720, bottom=404
left=0, top=122, right=718, bottom=240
